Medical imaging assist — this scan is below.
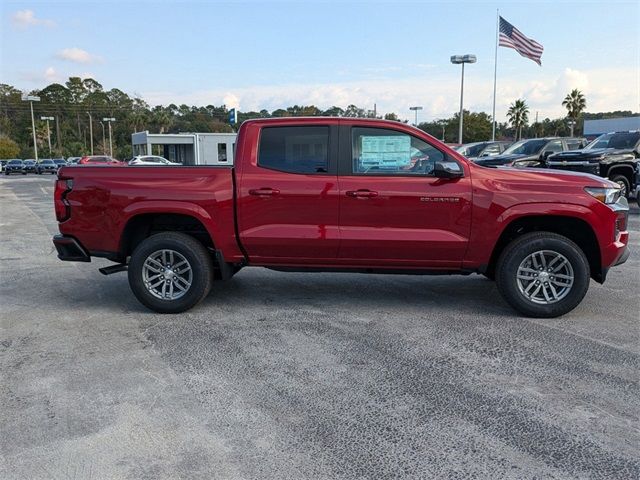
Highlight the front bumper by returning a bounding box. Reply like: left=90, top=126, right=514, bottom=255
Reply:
left=52, top=234, right=90, bottom=262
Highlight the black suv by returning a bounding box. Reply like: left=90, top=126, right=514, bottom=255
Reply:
left=473, top=137, right=587, bottom=168
left=547, top=131, right=640, bottom=197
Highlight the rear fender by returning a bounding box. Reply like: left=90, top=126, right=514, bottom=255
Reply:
left=119, top=200, right=220, bottom=253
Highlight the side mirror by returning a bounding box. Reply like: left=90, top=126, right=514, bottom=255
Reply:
left=434, top=160, right=463, bottom=179
left=540, top=151, right=553, bottom=160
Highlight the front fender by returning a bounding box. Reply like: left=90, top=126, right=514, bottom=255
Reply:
left=464, top=201, right=602, bottom=269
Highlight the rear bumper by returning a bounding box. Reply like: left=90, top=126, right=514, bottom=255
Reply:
left=52, top=234, right=90, bottom=262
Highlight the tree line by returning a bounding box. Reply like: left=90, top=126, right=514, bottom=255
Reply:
left=0, top=77, right=635, bottom=159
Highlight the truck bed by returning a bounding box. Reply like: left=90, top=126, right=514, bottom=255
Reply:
left=57, top=165, right=242, bottom=262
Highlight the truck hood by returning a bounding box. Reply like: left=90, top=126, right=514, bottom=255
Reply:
left=549, top=147, right=636, bottom=161
left=489, top=164, right=617, bottom=189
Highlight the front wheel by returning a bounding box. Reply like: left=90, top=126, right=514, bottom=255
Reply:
left=496, top=232, right=590, bottom=318
left=609, top=174, right=630, bottom=198
left=128, top=232, right=213, bottom=313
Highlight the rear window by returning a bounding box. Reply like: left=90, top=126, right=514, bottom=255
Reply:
left=258, top=126, right=329, bottom=174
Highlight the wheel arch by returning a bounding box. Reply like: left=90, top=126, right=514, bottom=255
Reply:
left=118, top=206, right=218, bottom=259
left=486, top=214, right=602, bottom=282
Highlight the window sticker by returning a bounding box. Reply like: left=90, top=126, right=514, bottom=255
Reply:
left=359, top=135, right=411, bottom=170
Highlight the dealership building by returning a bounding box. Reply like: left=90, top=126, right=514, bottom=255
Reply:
left=131, top=131, right=237, bottom=165
left=583, top=116, right=640, bottom=139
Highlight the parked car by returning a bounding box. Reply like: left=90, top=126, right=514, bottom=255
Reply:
left=52, top=117, right=629, bottom=318
left=78, top=155, right=122, bottom=165
left=23, top=159, right=38, bottom=174
left=546, top=131, right=640, bottom=198
left=53, top=159, right=68, bottom=171
left=67, top=157, right=81, bottom=164
left=128, top=155, right=181, bottom=166
left=635, top=166, right=640, bottom=208
left=455, top=141, right=511, bottom=159
left=4, top=159, right=25, bottom=175
left=37, top=159, right=58, bottom=175
left=473, top=137, right=588, bottom=168
left=0, top=159, right=8, bottom=170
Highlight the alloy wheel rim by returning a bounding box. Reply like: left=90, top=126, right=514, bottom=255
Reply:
left=142, top=249, right=193, bottom=300
left=516, top=250, right=574, bottom=305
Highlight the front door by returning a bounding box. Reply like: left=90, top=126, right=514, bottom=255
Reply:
left=237, top=124, right=340, bottom=264
left=337, top=125, right=472, bottom=268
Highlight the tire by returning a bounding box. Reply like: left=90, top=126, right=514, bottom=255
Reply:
left=609, top=174, right=630, bottom=198
left=128, top=232, right=213, bottom=313
left=496, top=232, right=590, bottom=318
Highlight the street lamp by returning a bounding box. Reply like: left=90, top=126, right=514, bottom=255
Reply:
left=40, top=116, right=54, bottom=155
left=567, top=119, right=576, bottom=137
left=22, top=95, right=41, bottom=161
left=450, top=54, right=477, bottom=144
left=409, top=106, right=423, bottom=126
left=87, top=112, right=94, bottom=155
left=99, top=122, right=106, bottom=154
left=103, top=117, right=116, bottom=157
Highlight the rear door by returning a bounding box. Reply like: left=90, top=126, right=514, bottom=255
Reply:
left=237, top=123, right=340, bottom=263
left=337, top=124, right=472, bottom=268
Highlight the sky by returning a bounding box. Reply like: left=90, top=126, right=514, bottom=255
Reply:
left=1, top=0, right=639, bottom=122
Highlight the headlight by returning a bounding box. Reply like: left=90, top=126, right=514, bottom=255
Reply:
left=584, top=186, right=622, bottom=204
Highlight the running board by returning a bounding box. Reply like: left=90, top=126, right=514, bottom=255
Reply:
left=99, top=263, right=128, bottom=275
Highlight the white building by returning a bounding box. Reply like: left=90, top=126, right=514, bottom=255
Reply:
left=131, top=131, right=237, bottom=165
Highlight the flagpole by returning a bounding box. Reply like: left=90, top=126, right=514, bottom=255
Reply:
left=492, top=9, right=499, bottom=141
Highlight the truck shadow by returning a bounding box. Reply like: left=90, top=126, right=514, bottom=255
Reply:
left=198, top=270, right=514, bottom=319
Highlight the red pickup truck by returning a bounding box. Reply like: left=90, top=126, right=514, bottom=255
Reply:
left=53, top=118, right=630, bottom=317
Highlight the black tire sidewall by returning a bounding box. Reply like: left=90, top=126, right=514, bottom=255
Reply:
left=128, top=233, right=212, bottom=313
left=496, top=234, right=590, bottom=318
left=609, top=174, right=630, bottom=198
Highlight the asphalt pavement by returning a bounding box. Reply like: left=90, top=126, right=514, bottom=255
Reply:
left=1, top=175, right=638, bottom=479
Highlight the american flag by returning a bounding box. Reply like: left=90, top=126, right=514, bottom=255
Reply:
left=499, top=16, right=544, bottom=65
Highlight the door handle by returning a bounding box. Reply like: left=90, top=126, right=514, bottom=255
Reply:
left=346, top=189, right=378, bottom=198
left=249, top=188, right=280, bottom=196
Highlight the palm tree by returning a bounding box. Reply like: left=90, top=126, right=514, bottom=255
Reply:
left=562, top=89, right=586, bottom=136
left=507, top=99, right=529, bottom=140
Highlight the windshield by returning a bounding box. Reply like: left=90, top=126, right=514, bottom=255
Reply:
left=586, top=132, right=640, bottom=150
left=502, top=139, right=547, bottom=156
left=42, top=160, right=54, bottom=164
left=54, top=160, right=66, bottom=164
left=24, top=160, right=35, bottom=165
left=9, top=160, right=22, bottom=165
left=456, top=143, right=486, bottom=157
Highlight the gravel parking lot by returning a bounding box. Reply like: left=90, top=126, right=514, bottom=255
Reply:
left=1, top=175, right=639, bottom=479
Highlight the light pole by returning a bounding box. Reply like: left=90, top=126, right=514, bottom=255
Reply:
left=567, top=119, right=576, bottom=137
left=87, top=112, right=94, bottom=155
left=450, top=54, right=477, bottom=144
left=409, top=106, right=423, bottom=126
left=22, top=95, right=41, bottom=161
left=103, top=117, right=116, bottom=157
left=40, top=116, right=54, bottom=156
left=99, top=122, right=106, bottom=154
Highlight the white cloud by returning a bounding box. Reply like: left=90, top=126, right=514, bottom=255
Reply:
left=143, top=66, right=638, bottom=123
left=56, top=48, right=102, bottom=64
left=12, top=10, right=55, bottom=28
left=44, top=67, right=58, bottom=82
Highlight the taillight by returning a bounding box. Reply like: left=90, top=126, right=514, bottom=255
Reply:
left=54, top=178, right=73, bottom=222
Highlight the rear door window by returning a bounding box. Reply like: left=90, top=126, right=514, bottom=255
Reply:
left=258, top=126, right=329, bottom=174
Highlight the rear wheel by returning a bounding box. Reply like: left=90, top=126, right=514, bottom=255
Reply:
left=496, top=232, right=590, bottom=318
left=128, top=232, right=213, bottom=313
left=609, top=174, right=630, bottom=198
